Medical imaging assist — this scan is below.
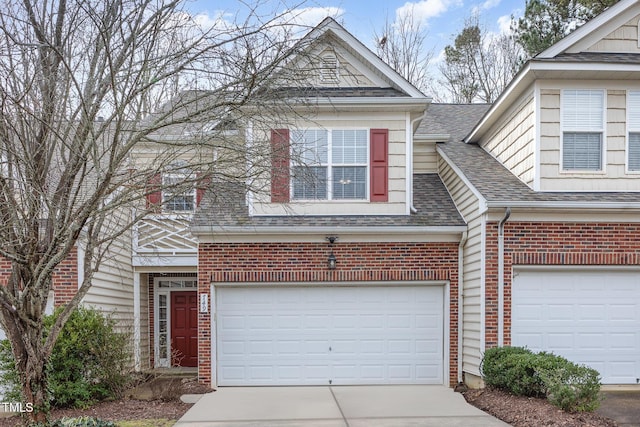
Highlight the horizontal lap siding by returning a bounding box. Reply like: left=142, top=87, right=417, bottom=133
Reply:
left=485, top=222, right=640, bottom=349
left=437, top=157, right=484, bottom=377
left=83, top=230, right=135, bottom=331
left=481, top=93, right=535, bottom=186
left=198, top=242, right=459, bottom=387
left=587, top=15, right=640, bottom=53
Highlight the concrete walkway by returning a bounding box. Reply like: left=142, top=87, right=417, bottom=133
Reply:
left=174, top=385, right=510, bottom=426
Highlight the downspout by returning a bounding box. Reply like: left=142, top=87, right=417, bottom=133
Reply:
left=409, top=110, right=428, bottom=214
left=457, top=230, right=468, bottom=384
left=497, top=207, right=511, bottom=347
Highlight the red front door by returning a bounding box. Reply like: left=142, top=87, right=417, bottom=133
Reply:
left=171, top=291, right=198, bottom=367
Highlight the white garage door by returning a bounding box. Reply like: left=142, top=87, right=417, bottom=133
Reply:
left=216, top=286, right=444, bottom=386
left=512, top=269, right=640, bottom=384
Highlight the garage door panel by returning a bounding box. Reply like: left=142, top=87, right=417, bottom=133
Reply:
left=513, top=270, right=640, bottom=384
left=216, top=286, right=444, bottom=385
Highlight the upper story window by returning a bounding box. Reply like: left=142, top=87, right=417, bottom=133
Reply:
left=627, top=91, right=640, bottom=172
left=162, top=174, right=196, bottom=212
left=292, top=129, right=368, bottom=200
left=561, top=89, right=604, bottom=171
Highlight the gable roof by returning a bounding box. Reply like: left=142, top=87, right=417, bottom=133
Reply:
left=537, top=0, right=640, bottom=58
left=302, top=17, right=428, bottom=99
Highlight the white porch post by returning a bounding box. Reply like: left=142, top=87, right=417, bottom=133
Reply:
left=133, top=272, right=141, bottom=371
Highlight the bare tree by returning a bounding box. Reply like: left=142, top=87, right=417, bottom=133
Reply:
left=0, top=0, right=315, bottom=423
left=439, top=15, right=524, bottom=103
left=374, top=8, right=433, bottom=94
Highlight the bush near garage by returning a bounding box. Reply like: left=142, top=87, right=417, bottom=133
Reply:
left=481, top=346, right=601, bottom=412
left=0, top=306, right=131, bottom=409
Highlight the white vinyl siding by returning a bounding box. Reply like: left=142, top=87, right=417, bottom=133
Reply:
left=480, top=93, right=536, bottom=186
left=561, top=90, right=604, bottom=171
left=627, top=91, right=640, bottom=171
left=292, top=129, right=368, bottom=201
left=437, top=156, right=484, bottom=377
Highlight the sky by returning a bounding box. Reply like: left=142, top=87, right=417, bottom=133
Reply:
left=186, top=0, right=525, bottom=63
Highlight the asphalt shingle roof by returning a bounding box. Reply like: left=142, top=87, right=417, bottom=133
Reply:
left=416, top=104, right=490, bottom=142
left=191, top=173, right=465, bottom=230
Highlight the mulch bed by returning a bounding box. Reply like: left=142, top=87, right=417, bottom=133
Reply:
left=0, top=378, right=213, bottom=426
left=463, top=388, right=618, bottom=427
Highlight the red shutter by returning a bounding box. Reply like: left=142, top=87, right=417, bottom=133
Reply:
left=146, top=173, right=162, bottom=212
left=370, top=128, right=388, bottom=202
left=196, top=173, right=211, bottom=207
left=271, top=129, right=290, bottom=203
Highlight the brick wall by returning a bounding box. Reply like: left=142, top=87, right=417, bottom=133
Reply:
left=0, top=247, right=79, bottom=306
left=485, top=222, right=640, bottom=348
left=198, top=241, right=460, bottom=387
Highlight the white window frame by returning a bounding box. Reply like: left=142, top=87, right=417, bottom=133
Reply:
left=291, top=128, right=369, bottom=201
left=626, top=90, right=640, bottom=173
left=162, top=173, right=197, bottom=213
left=560, top=89, right=606, bottom=173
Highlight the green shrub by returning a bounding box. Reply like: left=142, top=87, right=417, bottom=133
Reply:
left=480, top=346, right=601, bottom=412
left=0, top=306, right=131, bottom=409
left=481, top=346, right=535, bottom=392
left=538, top=362, right=601, bottom=412
left=50, top=417, right=117, bottom=427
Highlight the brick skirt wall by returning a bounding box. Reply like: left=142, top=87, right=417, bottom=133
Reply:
left=198, top=241, right=460, bottom=387
left=0, top=247, right=79, bottom=306
left=485, top=222, right=640, bottom=348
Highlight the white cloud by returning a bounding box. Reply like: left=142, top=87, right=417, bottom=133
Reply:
left=497, top=15, right=512, bottom=34
left=193, top=11, right=233, bottom=31
left=396, top=0, right=462, bottom=26
left=480, top=0, right=501, bottom=10
left=276, top=6, right=345, bottom=30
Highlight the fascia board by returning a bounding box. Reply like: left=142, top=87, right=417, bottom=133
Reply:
left=436, top=146, right=489, bottom=215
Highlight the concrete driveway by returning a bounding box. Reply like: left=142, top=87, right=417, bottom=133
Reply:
left=597, top=391, right=640, bottom=427
left=174, top=385, right=509, bottom=426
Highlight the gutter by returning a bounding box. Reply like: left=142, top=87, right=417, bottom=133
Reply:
left=486, top=200, right=640, bottom=210
left=190, top=225, right=468, bottom=237
left=457, top=230, right=468, bottom=384
left=497, top=207, right=511, bottom=347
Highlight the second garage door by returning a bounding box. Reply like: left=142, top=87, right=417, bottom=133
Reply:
left=512, top=269, right=640, bottom=384
left=216, top=285, right=444, bottom=386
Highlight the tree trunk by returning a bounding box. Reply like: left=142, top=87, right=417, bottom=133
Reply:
left=19, top=352, right=49, bottom=425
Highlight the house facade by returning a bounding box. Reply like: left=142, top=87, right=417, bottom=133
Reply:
left=35, top=0, right=640, bottom=389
